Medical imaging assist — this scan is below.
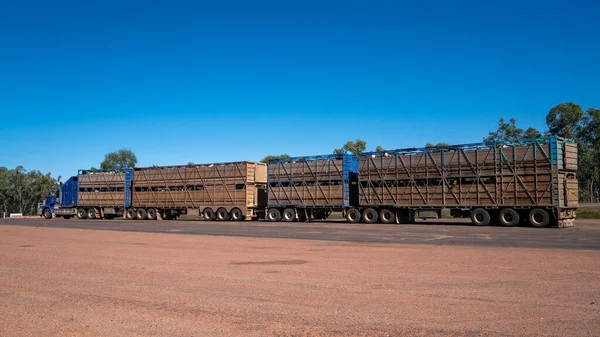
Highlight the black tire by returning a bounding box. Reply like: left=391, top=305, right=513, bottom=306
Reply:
left=87, top=208, right=96, bottom=219
left=379, top=208, right=395, bottom=224
left=282, top=208, right=296, bottom=222
left=216, top=208, right=229, bottom=221
left=136, top=208, right=147, bottom=220
left=77, top=208, right=87, bottom=219
left=203, top=208, right=215, bottom=221
left=43, top=208, right=52, bottom=219
left=471, top=208, right=491, bottom=226
left=346, top=208, right=361, bottom=223
left=362, top=208, right=378, bottom=224
left=230, top=208, right=243, bottom=221
left=529, top=209, right=550, bottom=227
left=498, top=208, right=519, bottom=227
left=125, top=208, right=135, bottom=220
left=146, top=208, right=157, bottom=220
left=267, top=208, right=281, bottom=222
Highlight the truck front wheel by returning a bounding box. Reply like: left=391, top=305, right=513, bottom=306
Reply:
left=43, top=208, right=52, bottom=219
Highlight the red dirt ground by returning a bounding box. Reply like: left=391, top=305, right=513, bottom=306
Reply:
left=1, top=225, right=598, bottom=336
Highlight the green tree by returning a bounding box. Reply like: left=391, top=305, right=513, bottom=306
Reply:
left=100, top=149, right=137, bottom=170
left=0, top=167, right=11, bottom=216
left=546, top=101, right=584, bottom=139
left=375, top=145, right=384, bottom=152
left=484, top=118, right=523, bottom=142
left=333, top=139, right=367, bottom=155
left=260, top=154, right=290, bottom=164
left=484, top=117, right=542, bottom=142
left=581, top=107, right=600, bottom=146
left=0, top=166, right=59, bottom=216
left=425, top=142, right=449, bottom=148
left=579, top=107, right=600, bottom=202
left=576, top=143, right=597, bottom=202
left=523, top=127, right=542, bottom=139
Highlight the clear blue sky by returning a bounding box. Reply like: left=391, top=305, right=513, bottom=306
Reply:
left=0, top=0, right=598, bottom=181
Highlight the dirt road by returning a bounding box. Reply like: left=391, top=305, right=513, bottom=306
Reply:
left=1, top=225, right=599, bottom=336
left=3, top=217, right=600, bottom=250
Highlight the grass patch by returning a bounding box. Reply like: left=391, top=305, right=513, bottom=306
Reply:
left=576, top=204, right=600, bottom=219
left=576, top=211, right=600, bottom=219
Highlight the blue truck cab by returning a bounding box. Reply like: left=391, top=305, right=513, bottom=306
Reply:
left=37, top=176, right=79, bottom=219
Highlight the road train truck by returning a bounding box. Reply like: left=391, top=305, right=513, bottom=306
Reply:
left=39, top=136, right=578, bottom=227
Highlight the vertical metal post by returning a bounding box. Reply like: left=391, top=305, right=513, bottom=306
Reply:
left=442, top=148, right=446, bottom=205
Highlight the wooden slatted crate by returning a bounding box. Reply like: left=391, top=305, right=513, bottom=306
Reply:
left=358, top=139, right=573, bottom=208
left=77, top=171, right=126, bottom=206
left=132, top=162, right=266, bottom=209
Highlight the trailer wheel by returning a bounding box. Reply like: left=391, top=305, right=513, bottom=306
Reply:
left=498, top=208, right=519, bottom=227
left=529, top=209, right=550, bottom=227
left=87, top=208, right=96, bottom=219
left=470, top=208, right=490, bottom=226
left=379, top=208, right=395, bottom=224
left=125, top=208, right=135, bottom=220
left=345, top=208, right=361, bottom=223
left=362, top=208, right=378, bottom=224
left=216, top=208, right=229, bottom=221
left=203, top=208, right=215, bottom=221
left=230, top=208, right=243, bottom=221
left=77, top=208, right=88, bottom=219
left=267, top=208, right=281, bottom=222
left=135, top=208, right=147, bottom=220
left=282, top=208, right=296, bottom=222
left=43, top=208, right=52, bottom=219
left=146, top=208, right=157, bottom=220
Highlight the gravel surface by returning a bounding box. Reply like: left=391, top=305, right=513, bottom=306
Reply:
left=0, top=225, right=599, bottom=336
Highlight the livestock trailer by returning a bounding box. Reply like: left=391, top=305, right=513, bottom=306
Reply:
left=77, top=169, right=128, bottom=219
left=130, top=162, right=267, bottom=220
left=266, top=154, right=359, bottom=221
left=352, top=136, right=577, bottom=227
